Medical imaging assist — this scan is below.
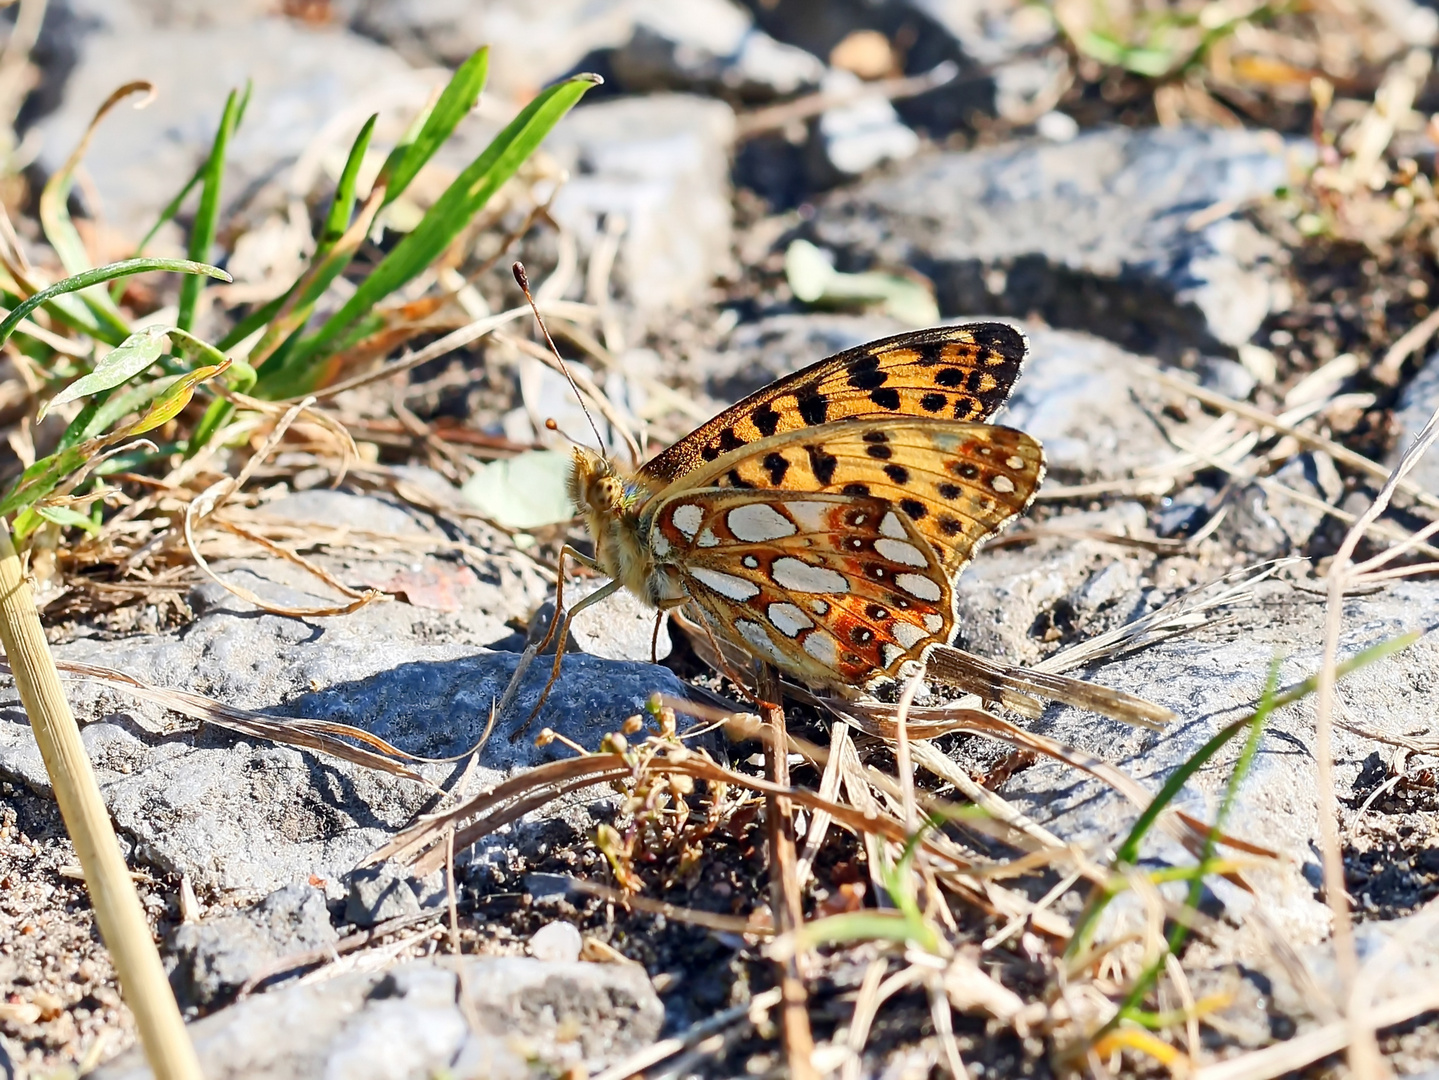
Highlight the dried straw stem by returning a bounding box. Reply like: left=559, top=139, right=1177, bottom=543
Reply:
left=0, top=522, right=200, bottom=1079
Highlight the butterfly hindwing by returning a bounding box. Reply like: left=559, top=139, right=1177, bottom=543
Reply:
left=644, top=490, right=954, bottom=692
left=640, top=323, right=1028, bottom=485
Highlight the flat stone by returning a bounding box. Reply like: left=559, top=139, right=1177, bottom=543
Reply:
left=92, top=956, right=665, bottom=1080
left=528, top=921, right=583, bottom=963
left=0, top=563, right=692, bottom=894
left=168, top=883, right=338, bottom=1008
left=995, top=579, right=1439, bottom=947
left=810, top=127, right=1301, bottom=356
left=36, top=3, right=428, bottom=238
left=546, top=94, right=736, bottom=330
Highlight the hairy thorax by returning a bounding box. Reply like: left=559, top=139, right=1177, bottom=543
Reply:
left=568, top=448, right=684, bottom=609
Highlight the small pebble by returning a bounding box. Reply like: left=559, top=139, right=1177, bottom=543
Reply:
left=529, top=921, right=583, bottom=963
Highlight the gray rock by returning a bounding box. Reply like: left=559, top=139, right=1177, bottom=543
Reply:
left=1155, top=485, right=1218, bottom=538
left=563, top=580, right=674, bottom=664
left=92, top=956, right=665, bottom=1080
left=0, top=518, right=692, bottom=893
left=609, top=0, right=826, bottom=101
left=1003, top=326, right=1170, bottom=481
left=810, top=71, right=920, bottom=181
left=344, top=863, right=422, bottom=928
left=998, top=579, right=1439, bottom=946
left=1197, top=355, right=1258, bottom=401
left=546, top=94, right=736, bottom=329
left=1226, top=451, right=1343, bottom=557
left=810, top=127, right=1300, bottom=356
left=36, top=3, right=425, bottom=237
left=1389, top=348, right=1439, bottom=496
left=342, top=0, right=636, bottom=99
left=169, top=883, right=337, bottom=1008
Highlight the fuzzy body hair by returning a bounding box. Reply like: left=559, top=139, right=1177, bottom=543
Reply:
left=568, top=447, right=683, bottom=608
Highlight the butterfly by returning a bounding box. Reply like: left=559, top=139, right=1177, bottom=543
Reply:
left=545, top=323, right=1045, bottom=701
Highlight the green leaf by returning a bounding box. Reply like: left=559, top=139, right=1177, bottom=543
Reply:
left=460, top=450, right=575, bottom=529
left=38, top=324, right=171, bottom=421
left=265, top=72, right=601, bottom=396
left=130, top=361, right=230, bottom=435
left=319, top=113, right=378, bottom=255
left=0, top=445, right=89, bottom=517
left=381, top=47, right=489, bottom=207
left=785, top=240, right=939, bottom=326
left=178, top=86, right=246, bottom=331
left=0, top=259, right=230, bottom=352
left=35, top=504, right=100, bottom=535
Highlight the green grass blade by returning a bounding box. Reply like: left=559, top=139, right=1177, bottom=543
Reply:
left=110, top=84, right=251, bottom=302
left=177, top=86, right=245, bottom=331
left=0, top=259, right=230, bottom=350
left=318, top=113, right=378, bottom=255
left=379, top=47, right=488, bottom=207
left=264, top=72, right=600, bottom=396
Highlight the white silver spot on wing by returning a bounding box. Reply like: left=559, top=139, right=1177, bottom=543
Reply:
left=879, top=511, right=907, bottom=539
left=736, top=619, right=785, bottom=664
left=809, top=599, right=830, bottom=616
left=727, top=503, right=796, bottom=542
left=742, top=555, right=760, bottom=569
left=691, top=567, right=760, bottom=601
left=923, top=613, right=945, bottom=633
left=1006, top=455, right=1025, bottom=470
left=767, top=602, right=812, bottom=638
left=802, top=630, right=839, bottom=667
left=696, top=527, right=720, bottom=547
left=651, top=532, right=671, bottom=558
left=771, top=557, right=849, bottom=594
left=894, top=572, right=943, bottom=601
left=785, top=501, right=832, bottom=534
left=892, top=621, right=926, bottom=649
left=880, top=643, right=904, bottom=668
left=875, top=538, right=928, bottom=567
left=671, top=504, right=703, bottom=538
left=991, top=475, right=1016, bottom=493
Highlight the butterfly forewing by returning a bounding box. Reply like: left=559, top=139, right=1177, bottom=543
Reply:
left=678, top=418, right=1044, bottom=578
left=641, top=323, right=1028, bottom=485
left=644, top=490, right=955, bottom=692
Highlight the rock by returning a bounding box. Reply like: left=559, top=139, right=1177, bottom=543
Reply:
left=169, top=883, right=337, bottom=1008
left=35, top=2, right=429, bottom=238
left=342, top=0, right=634, bottom=99
left=609, top=0, right=826, bottom=101
left=344, top=863, right=423, bottom=928
left=810, top=127, right=1300, bottom=356
left=1154, top=485, right=1218, bottom=538
left=0, top=493, right=694, bottom=894
left=1197, top=355, right=1258, bottom=400
left=563, top=580, right=674, bottom=664
left=809, top=70, right=920, bottom=183
left=545, top=94, right=736, bottom=330
left=1002, top=326, right=1171, bottom=481
left=1223, top=451, right=1343, bottom=558
left=1389, top=348, right=1439, bottom=495
left=996, top=579, right=1439, bottom=946
left=92, top=956, right=665, bottom=1080
left=528, top=921, right=583, bottom=963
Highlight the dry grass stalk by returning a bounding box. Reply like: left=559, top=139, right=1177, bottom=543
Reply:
left=0, top=522, right=201, bottom=1079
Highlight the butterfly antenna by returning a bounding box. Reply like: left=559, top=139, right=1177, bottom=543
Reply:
left=512, top=262, right=610, bottom=457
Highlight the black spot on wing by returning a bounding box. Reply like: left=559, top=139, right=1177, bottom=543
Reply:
left=900, top=498, right=926, bottom=520
left=935, top=368, right=965, bottom=387
left=753, top=404, right=780, bottom=437
left=938, top=483, right=961, bottom=499
left=762, top=452, right=790, bottom=485
left=884, top=464, right=910, bottom=485
left=848, top=368, right=888, bottom=391
left=920, top=392, right=947, bottom=412
left=718, top=427, right=743, bottom=452
left=842, top=482, right=870, bottom=497
left=869, top=387, right=901, bottom=410
left=806, top=445, right=838, bottom=485
left=797, top=391, right=828, bottom=426
left=866, top=444, right=892, bottom=460
left=938, top=515, right=963, bottom=536
left=726, top=469, right=755, bottom=489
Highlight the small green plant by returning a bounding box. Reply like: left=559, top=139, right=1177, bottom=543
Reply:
left=0, top=48, right=598, bottom=546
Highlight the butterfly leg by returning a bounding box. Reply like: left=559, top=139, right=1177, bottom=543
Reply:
left=508, top=554, right=623, bottom=742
